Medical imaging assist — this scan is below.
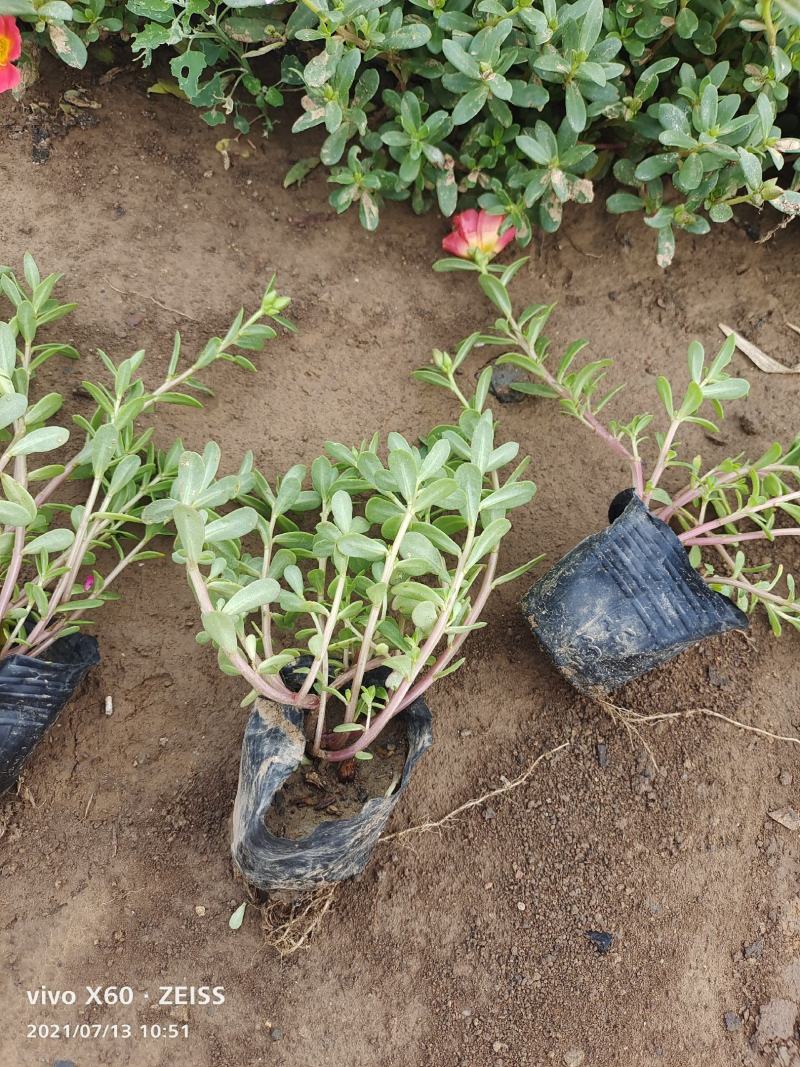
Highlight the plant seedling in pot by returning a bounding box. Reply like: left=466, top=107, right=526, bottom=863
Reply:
left=148, top=366, right=539, bottom=892
left=0, top=255, right=290, bottom=793
left=429, top=212, right=799, bottom=692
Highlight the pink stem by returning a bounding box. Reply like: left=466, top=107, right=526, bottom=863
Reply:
left=329, top=655, right=391, bottom=691
left=187, top=567, right=312, bottom=709
left=584, top=410, right=643, bottom=494
left=34, top=454, right=81, bottom=507
left=402, top=547, right=498, bottom=707
left=506, top=322, right=642, bottom=496
left=658, top=463, right=796, bottom=523
left=685, top=528, right=800, bottom=547
left=678, top=490, right=800, bottom=543
left=324, top=551, right=498, bottom=764
left=0, top=527, right=25, bottom=626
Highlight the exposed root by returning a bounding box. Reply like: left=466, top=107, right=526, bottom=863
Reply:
left=259, top=884, right=338, bottom=958
left=382, top=740, right=570, bottom=842
left=107, top=280, right=197, bottom=321
left=598, top=698, right=661, bottom=770
left=598, top=697, right=800, bottom=771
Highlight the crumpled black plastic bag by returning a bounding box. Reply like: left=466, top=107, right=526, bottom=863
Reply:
left=232, top=690, right=433, bottom=894
left=0, top=633, right=100, bottom=796
left=522, top=491, right=748, bottom=692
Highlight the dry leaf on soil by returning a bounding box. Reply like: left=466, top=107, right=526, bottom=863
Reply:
left=719, top=324, right=800, bottom=374
left=768, top=807, right=800, bottom=832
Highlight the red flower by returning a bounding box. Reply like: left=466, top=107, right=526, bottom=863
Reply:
left=83, top=574, right=95, bottom=593
left=442, top=209, right=516, bottom=261
left=0, top=17, right=21, bottom=94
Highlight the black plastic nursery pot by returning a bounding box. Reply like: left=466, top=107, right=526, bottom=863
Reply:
left=231, top=669, right=433, bottom=894
left=521, top=490, right=749, bottom=693
left=0, top=633, right=100, bottom=796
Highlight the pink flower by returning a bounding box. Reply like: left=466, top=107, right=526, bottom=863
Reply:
left=0, top=17, right=21, bottom=94
left=83, top=575, right=95, bottom=593
left=442, top=209, right=516, bottom=261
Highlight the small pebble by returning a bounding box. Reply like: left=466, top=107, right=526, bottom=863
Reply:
left=723, top=1011, right=741, bottom=1032
left=270, top=1028, right=283, bottom=1042
left=743, top=938, right=764, bottom=960
left=516, top=901, right=526, bottom=912
left=195, top=905, right=206, bottom=916
left=706, top=666, right=731, bottom=689
left=585, top=929, right=613, bottom=954
left=489, top=362, right=527, bottom=404
left=563, top=1050, right=585, bottom=1067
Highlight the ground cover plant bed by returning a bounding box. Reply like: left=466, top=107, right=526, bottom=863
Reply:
left=3, top=0, right=800, bottom=262
left=1, top=59, right=800, bottom=1067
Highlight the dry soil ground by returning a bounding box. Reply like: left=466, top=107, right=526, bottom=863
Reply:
left=1, top=54, right=799, bottom=1067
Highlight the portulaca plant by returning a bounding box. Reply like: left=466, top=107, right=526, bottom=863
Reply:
left=145, top=372, right=539, bottom=763
left=426, top=211, right=800, bottom=634
left=0, top=255, right=290, bottom=660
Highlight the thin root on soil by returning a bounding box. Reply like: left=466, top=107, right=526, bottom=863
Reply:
left=381, top=740, right=571, bottom=843
left=107, top=280, right=197, bottom=321
left=599, top=698, right=800, bottom=772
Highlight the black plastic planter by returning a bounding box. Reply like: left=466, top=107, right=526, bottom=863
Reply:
left=521, top=490, right=749, bottom=693
left=0, top=633, right=100, bottom=796
left=231, top=682, right=433, bottom=894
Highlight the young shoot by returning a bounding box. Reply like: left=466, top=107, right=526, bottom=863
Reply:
left=425, top=217, right=800, bottom=634
left=0, top=254, right=292, bottom=659
left=147, top=370, right=541, bottom=763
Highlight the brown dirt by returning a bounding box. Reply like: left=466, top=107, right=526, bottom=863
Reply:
left=1, top=54, right=800, bottom=1067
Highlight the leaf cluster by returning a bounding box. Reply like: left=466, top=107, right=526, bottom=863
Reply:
left=16, top=0, right=800, bottom=262
left=0, top=255, right=289, bottom=658
left=146, top=377, right=539, bottom=757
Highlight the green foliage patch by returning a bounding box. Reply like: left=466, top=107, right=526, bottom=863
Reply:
left=8, top=0, right=800, bottom=261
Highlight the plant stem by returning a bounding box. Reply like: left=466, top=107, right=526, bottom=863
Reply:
left=684, top=527, right=800, bottom=547
left=402, top=534, right=498, bottom=708
left=643, top=417, right=680, bottom=504
left=342, top=508, right=414, bottom=723
left=759, top=0, right=777, bottom=47
left=677, top=490, right=800, bottom=542
left=297, top=571, right=345, bottom=700
left=310, top=653, right=329, bottom=758
left=507, top=321, right=643, bottom=494
left=24, top=476, right=104, bottom=649
left=188, top=564, right=311, bottom=708
left=259, top=516, right=277, bottom=659
left=33, top=454, right=81, bottom=507
left=0, top=340, right=33, bottom=633
left=707, top=574, right=793, bottom=609
left=657, top=463, right=795, bottom=522
left=324, top=526, right=477, bottom=763
left=329, top=655, right=392, bottom=690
